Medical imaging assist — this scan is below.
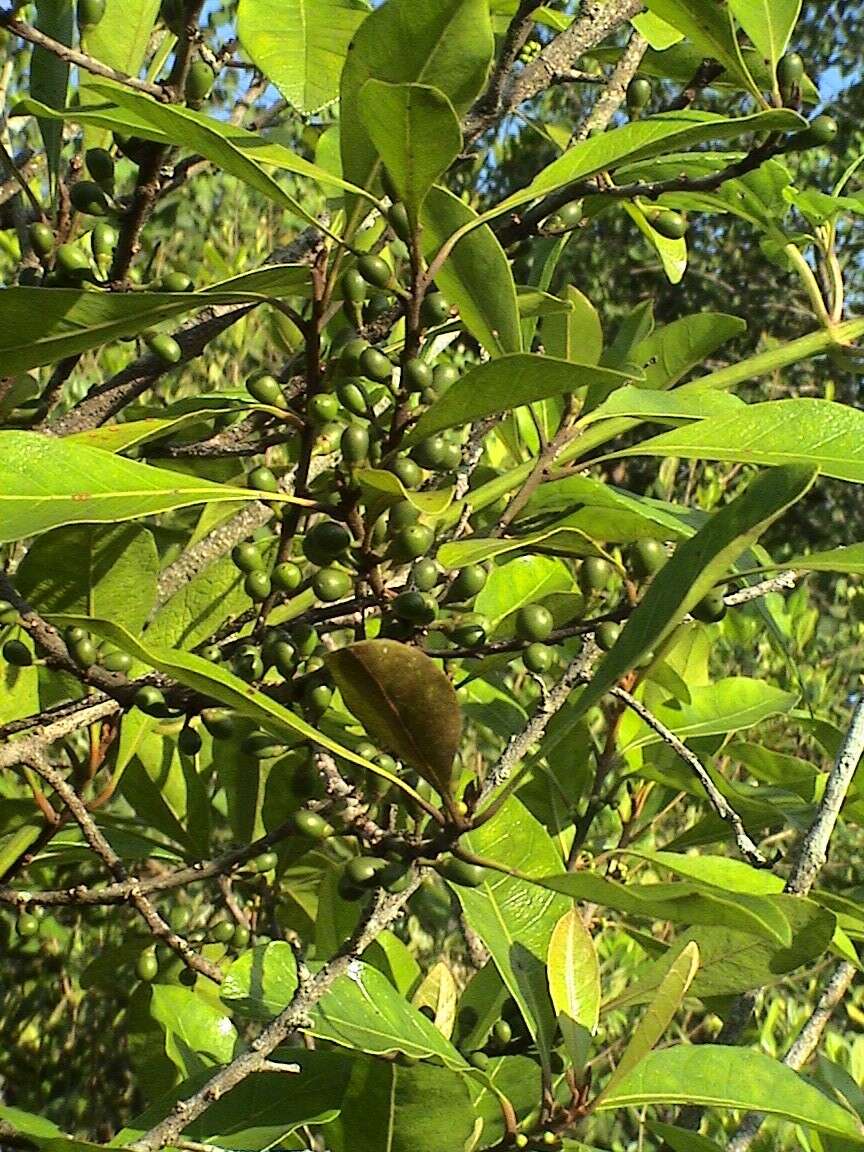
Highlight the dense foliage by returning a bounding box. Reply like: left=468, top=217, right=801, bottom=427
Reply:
left=2, top=2, right=864, bottom=1150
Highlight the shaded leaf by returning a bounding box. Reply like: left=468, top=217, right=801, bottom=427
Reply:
left=547, top=907, right=600, bottom=1068
left=150, top=986, right=237, bottom=1078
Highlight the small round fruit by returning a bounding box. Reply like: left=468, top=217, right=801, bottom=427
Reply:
left=523, top=642, right=552, bottom=674
left=542, top=1133, right=560, bottom=1147
left=389, top=455, right=423, bottom=488
left=91, top=221, right=118, bottom=258
left=777, top=52, right=805, bottom=88
left=492, top=1018, right=512, bottom=1048
left=200, top=645, right=221, bottom=662
left=692, top=588, right=727, bottom=623
left=652, top=210, right=688, bottom=240
left=85, top=147, right=114, bottom=185
left=433, top=363, right=459, bottom=390
left=340, top=338, right=368, bottom=372
left=393, top=590, right=438, bottom=625
left=234, top=646, right=264, bottom=680
left=447, top=564, right=488, bottom=602
left=185, top=59, right=214, bottom=104
left=3, top=639, right=32, bottom=667
left=71, top=180, right=109, bottom=216
left=392, top=523, right=434, bottom=561
left=595, top=621, right=621, bottom=651
left=160, top=270, right=194, bottom=293
left=337, top=381, right=368, bottom=417
left=388, top=502, right=420, bottom=531
left=626, top=76, right=651, bottom=109
left=341, top=425, right=370, bottom=464
left=412, top=558, right=440, bottom=592
left=627, top=539, right=666, bottom=579
left=272, top=641, right=297, bottom=679
left=545, top=199, right=583, bottom=233
left=211, top=920, right=235, bottom=943
left=411, top=435, right=447, bottom=470
left=101, top=649, right=132, bottom=673
left=437, top=857, right=485, bottom=888
left=359, top=346, right=393, bottom=383
left=251, top=851, right=279, bottom=872
left=439, top=441, right=462, bottom=471
left=469, top=1051, right=490, bottom=1071
left=402, top=359, right=433, bottom=392
left=169, top=905, right=191, bottom=931
left=291, top=622, right=318, bottom=657
left=201, top=708, right=237, bottom=740
left=247, top=373, right=284, bottom=406
left=232, top=541, right=263, bottom=572
left=71, top=637, right=97, bottom=668
left=28, top=222, right=54, bottom=258
left=305, top=681, right=333, bottom=713
left=244, top=571, right=272, bottom=602
left=178, top=726, right=202, bottom=756
left=356, top=254, right=391, bottom=289
left=146, top=332, right=183, bottom=364
left=312, top=567, right=352, bottom=602
left=579, top=556, right=612, bottom=595
left=56, top=243, right=92, bottom=277
left=515, top=604, right=554, bottom=643
left=248, top=466, right=279, bottom=493
left=272, top=562, right=302, bottom=593
left=136, top=948, right=159, bottom=982
left=421, top=292, right=451, bottom=326
left=135, top=686, right=167, bottom=716
left=304, top=520, right=351, bottom=565
left=452, top=620, right=487, bottom=648
left=16, top=912, right=40, bottom=938
left=231, top=925, right=250, bottom=949
left=341, top=267, right=366, bottom=304
left=307, top=392, right=340, bottom=424
left=291, top=808, right=334, bottom=839
left=346, top=856, right=387, bottom=887
left=242, top=732, right=286, bottom=759
left=77, top=0, right=106, bottom=30
left=388, top=201, right=411, bottom=241
left=66, top=625, right=88, bottom=645
left=804, top=113, right=839, bottom=146
left=515, top=1136, right=529, bottom=1150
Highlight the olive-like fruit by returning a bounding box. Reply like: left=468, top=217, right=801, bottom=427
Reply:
left=178, top=726, right=202, bottom=756
left=272, top=641, right=297, bottom=678
left=160, top=270, right=194, bottom=293
left=391, top=523, right=434, bottom=561
left=346, top=856, right=387, bottom=887
left=77, top=0, right=106, bottom=30
left=356, top=254, right=392, bottom=289
left=3, top=639, right=32, bottom=667
left=515, top=604, right=554, bottom=643
left=595, top=621, right=621, bottom=651
left=492, top=1018, right=512, bottom=1048
left=244, top=571, right=272, bottom=602
left=803, top=114, right=839, bottom=146
left=201, top=708, right=238, bottom=739
left=136, top=948, right=159, bottom=982
left=393, top=591, right=438, bottom=625
left=341, top=267, right=367, bottom=304
left=242, top=732, right=286, bottom=759
left=304, top=520, right=351, bottom=565
left=251, top=851, right=279, bottom=872
left=248, top=466, right=279, bottom=493
left=340, top=338, right=368, bottom=372
left=627, top=539, right=666, bottom=579
left=337, top=381, right=368, bottom=417
left=211, top=920, right=235, bottom=943
left=437, top=856, right=485, bottom=888
left=135, top=686, right=167, bottom=716
left=388, top=455, right=422, bottom=489
left=545, top=199, right=583, bottom=233
left=341, top=425, right=370, bottom=464
left=16, top=912, right=40, bottom=938
left=71, top=180, right=109, bottom=216
left=523, top=642, right=552, bottom=674
left=231, top=925, right=250, bottom=949
left=291, top=622, right=318, bottom=657
left=388, top=502, right=420, bottom=532
left=514, top=1135, right=529, bottom=1149
left=56, top=243, right=92, bottom=278
left=452, top=619, right=487, bottom=648
left=691, top=588, right=727, bottom=623
left=433, top=363, right=459, bottom=390
left=247, top=373, right=284, bottom=406
left=169, top=905, right=191, bottom=931
left=234, top=646, right=265, bottom=681
left=421, top=292, right=451, bottom=326
left=85, top=147, right=114, bottom=186
left=652, top=210, right=688, bottom=240
left=388, top=201, right=411, bottom=241
left=777, top=52, right=805, bottom=88
left=359, top=346, right=393, bottom=383
left=312, top=566, right=352, bottom=602
left=579, top=556, right=612, bottom=594
left=626, top=76, right=651, bottom=110
left=291, top=808, right=334, bottom=839
left=185, top=59, right=214, bottom=104
left=146, top=332, right=183, bottom=364
left=304, top=681, right=333, bottom=713
left=411, top=435, right=447, bottom=470
left=469, top=1051, right=490, bottom=1070
left=402, top=359, right=433, bottom=392
left=91, top=221, right=118, bottom=259
left=412, top=558, right=440, bottom=592
left=272, top=561, right=302, bottom=592
left=200, top=645, right=221, bottom=662
left=101, top=649, right=132, bottom=673
left=71, top=637, right=97, bottom=668
left=28, top=222, right=54, bottom=258
left=232, top=542, right=263, bottom=572
left=307, top=392, right=340, bottom=424
left=446, top=564, right=488, bottom=603
left=439, top=441, right=462, bottom=471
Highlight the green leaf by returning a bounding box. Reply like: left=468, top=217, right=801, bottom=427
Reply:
left=436, top=525, right=599, bottom=570
left=599, top=942, right=699, bottom=1100
left=421, top=185, right=522, bottom=357
left=411, top=961, right=457, bottom=1039
left=147, top=556, right=254, bottom=651
left=31, top=0, right=74, bottom=190
left=643, top=2, right=762, bottom=99
left=727, top=0, right=802, bottom=72
left=222, top=941, right=299, bottom=1019
left=122, top=730, right=211, bottom=855
left=613, top=399, right=864, bottom=484
left=150, top=986, right=237, bottom=1077
left=624, top=201, right=688, bottom=284
left=571, top=465, right=817, bottom=723
left=646, top=1122, right=723, bottom=1152
left=547, top=907, right=601, bottom=1068
left=355, top=467, right=453, bottom=521
left=0, top=266, right=312, bottom=374
left=580, top=383, right=746, bottom=428
left=783, top=543, right=864, bottom=575
left=596, top=1045, right=864, bottom=1143
left=0, top=432, right=303, bottom=545
left=359, top=81, right=461, bottom=223
left=474, top=555, right=575, bottom=634
left=237, top=0, right=368, bottom=115
left=326, top=640, right=463, bottom=798
left=633, top=312, right=748, bottom=390
left=339, top=0, right=493, bottom=216
left=404, top=354, right=633, bottom=446
left=541, top=285, right=603, bottom=365
left=14, top=525, right=159, bottom=635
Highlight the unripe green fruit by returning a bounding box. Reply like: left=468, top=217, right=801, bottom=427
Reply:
left=492, top=1018, right=512, bottom=1048
left=346, top=856, right=387, bottom=887
left=447, top=564, right=488, bottom=603
left=777, top=52, right=805, bottom=88
left=515, top=604, right=554, bottom=643
left=313, top=566, right=352, bottom=602
left=135, top=686, right=167, bottom=716
left=412, top=558, right=440, bottom=592
left=393, top=590, right=438, bottom=625
left=244, top=571, right=272, bottom=603
left=304, top=520, right=351, bottom=565
left=71, top=180, right=109, bottom=216
left=803, top=114, right=839, bottom=146
left=291, top=622, right=318, bottom=657
left=341, top=425, right=370, bottom=464
left=272, top=562, right=302, bottom=592
left=692, top=588, right=727, bottom=623
left=232, top=925, right=250, bottom=949
left=439, top=441, right=462, bottom=471
left=3, top=639, right=32, bottom=667
left=146, top=332, right=183, bottom=364
left=71, top=637, right=97, bottom=668
left=523, top=642, right=552, bottom=674
left=433, top=363, right=460, bottom=390
left=273, top=641, right=297, bottom=679
left=91, top=221, right=118, bottom=259
left=101, top=649, right=132, bottom=673
left=185, top=59, right=214, bottom=104
left=389, top=455, right=423, bottom=488
left=389, top=502, right=420, bottom=531
left=85, top=147, right=114, bottom=186
left=452, top=620, right=487, bottom=648
left=242, top=732, right=286, bottom=759
left=305, top=680, right=333, bottom=712
left=377, top=861, right=412, bottom=893
left=78, top=0, right=106, bottom=30
left=160, top=270, right=194, bottom=293
left=402, top=359, right=433, bottom=392
left=68, top=627, right=87, bottom=646
left=437, top=856, right=485, bottom=888
left=374, top=752, right=397, bottom=773
left=338, top=875, right=366, bottom=902
left=545, top=199, right=583, bottom=233
left=307, top=392, right=340, bottom=425
left=627, top=539, right=666, bottom=579
left=357, top=253, right=391, bottom=289
left=211, top=920, right=235, bottom=943
left=359, top=346, right=393, bottom=383
left=579, top=556, right=612, bottom=594
left=232, top=542, right=263, bottom=572
left=169, top=906, right=191, bottom=931
left=247, top=373, right=284, bottom=406
left=251, top=851, right=279, bottom=872
left=514, top=1135, right=529, bottom=1149
left=56, top=244, right=92, bottom=277
left=411, top=435, right=447, bottom=470
left=392, top=523, right=434, bottom=561
left=291, top=808, right=334, bottom=839
left=341, top=267, right=367, bottom=304
left=248, top=466, right=279, bottom=493
left=136, top=948, right=158, bottom=982
left=178, top=726, right=202, bottom=756
left=388, top=201, right=411, bottom=242
left=626, top=76, right=651, bottom=110
left=595, top=621, right=621, bottom=651
left=29, top=222, right=55, bottom=258
left=469, top=1051, right=490, bottom=1071
left=200, top=645, right=221, bottom=662
left=16, top=912, right=40, bottom=938
left=652, top=210, right=688, bottom=240
left=234, top=645, right=265, bottom=680
left=337, top=380, right=368, bottom=417
left=340, top=338, right=368, bottom=372
left=201, top=708, right=238, bottom=740
left=421, top=291, right=451, bottom=326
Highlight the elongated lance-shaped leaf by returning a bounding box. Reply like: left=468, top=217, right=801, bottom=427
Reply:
left=727, top=0, right=802, bottom=72
left=547, top=907, right=601, bottom=1069
left=644, top=1, right=763, bottom=98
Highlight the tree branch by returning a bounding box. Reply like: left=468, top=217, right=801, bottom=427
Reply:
left=572, top=29, right=648, bottom=143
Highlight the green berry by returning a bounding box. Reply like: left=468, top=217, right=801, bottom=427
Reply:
left=248, top=466, right=279, bottom=493
left=169, top=906, right=191, bottom=932
left=579, top=556, right=613, bottom=595
left=412, top=558, right=440, bottom=592
left=307, top=392, right=340, bottom=424
left=136, top=948, right=159, bottom=982
left=337, top=381, right=368, bottom=417
left=411, top=435, right=447, bottom=470
left=234, top=646, right=265, bottom=680
left=312, top=567, right=352, bottom=602
left=692, top=588, right=727, bottom=623
left=492, top=1018, right=512, bottom=1048
left=201, top=708, right=238, bottom=740
left=356, top=254, right=391, bottom=289
left=242, top=732, right=286, bottom=759
left=244, top=571, right=272, bottom=602
left=446, top=564, right=488, bottom=603
left=341, top=267, right=367, bottom=304
left=515, top=604, right=554, bottom=643
left=100, top=649, right=132, bottom=673
left=200, top=645, right=221, bottom=662
left=290, top=622, right=318, bottom=657
left=346, top=856, right=387, bottom=887
left=515, top=1136, right=529, bottom=1149
left=28, top=222, right=54, bottom=258
left=211, top=920, right=235, bottom=943
left=272, top=562, right=302, bottom=592
left=626, top=76, right=651, bottom=110
left=421, top=292, right=451, bottom=326
left=71, top=637, right=97, bottom=668
left=78, top=0, right=106, bottom=29
left=595, top=621, right=621, bottom=651
left=469, top=1051, right=490, bottom=1071
left=304, top=520, right=351, bottom=565
left=627, top=539, right=666, bottom=579
left=777, top=52, right=805, bottom=88
left=391, top=523, right=434, bottom=561
left=291, top=808, right=334, bottom=840
left=389, top=456, right=423, bottom=488
left=359, top=346, right=393, bottom=383
left=178, top=726, right=202, bottom=756
left=91, top=221, right=118, bottom=259
left=439, top=441, right=462, bottom=471
left=388, top=201, right=411, bottom=242
left=146, top=332, right=183, bottom=364
left=340, top=338, right=368, bottom=372
left=393, top=591, right=438, bottom=625
left=160, top=270, right=194, bottom=293
left=85, top=147, right=114, bottom=186
left=185, top=59, right=214, bottom=104
left=545, top=199, right=583, bottom=233
left=3, top=640, right=32, bottom=667
left=402, top=359, right=433, bottom=392
left=272, top=641, right=297, bottom=678
left=16, top=912, right=40, bottom=938
left=523, top=642, right=552, bottom=674
left=247, top=373, right=285, bottom=406
left=251, top=851, right=279, bottom=872
left=437, top=856, right=485, bottom=888
left=305, top=681, right=333, bottom=713
left=231, top=925, right=250, bottom=949
left=652, top=210, right=688, bottom=240
left=803, top=114, right=839, bottom=146
left=232, top=542, right=263, bottom=572
left=452, top=619, right=487, bottom=648
left=433, top=363, right=459, bottom=390
left=56, top=244, right=92, bottom=277
left=135, top=686, right=167, bottom=717
left=341, top=425, right=370, bottom=464
left=71, top=180, right=109, bottom=216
